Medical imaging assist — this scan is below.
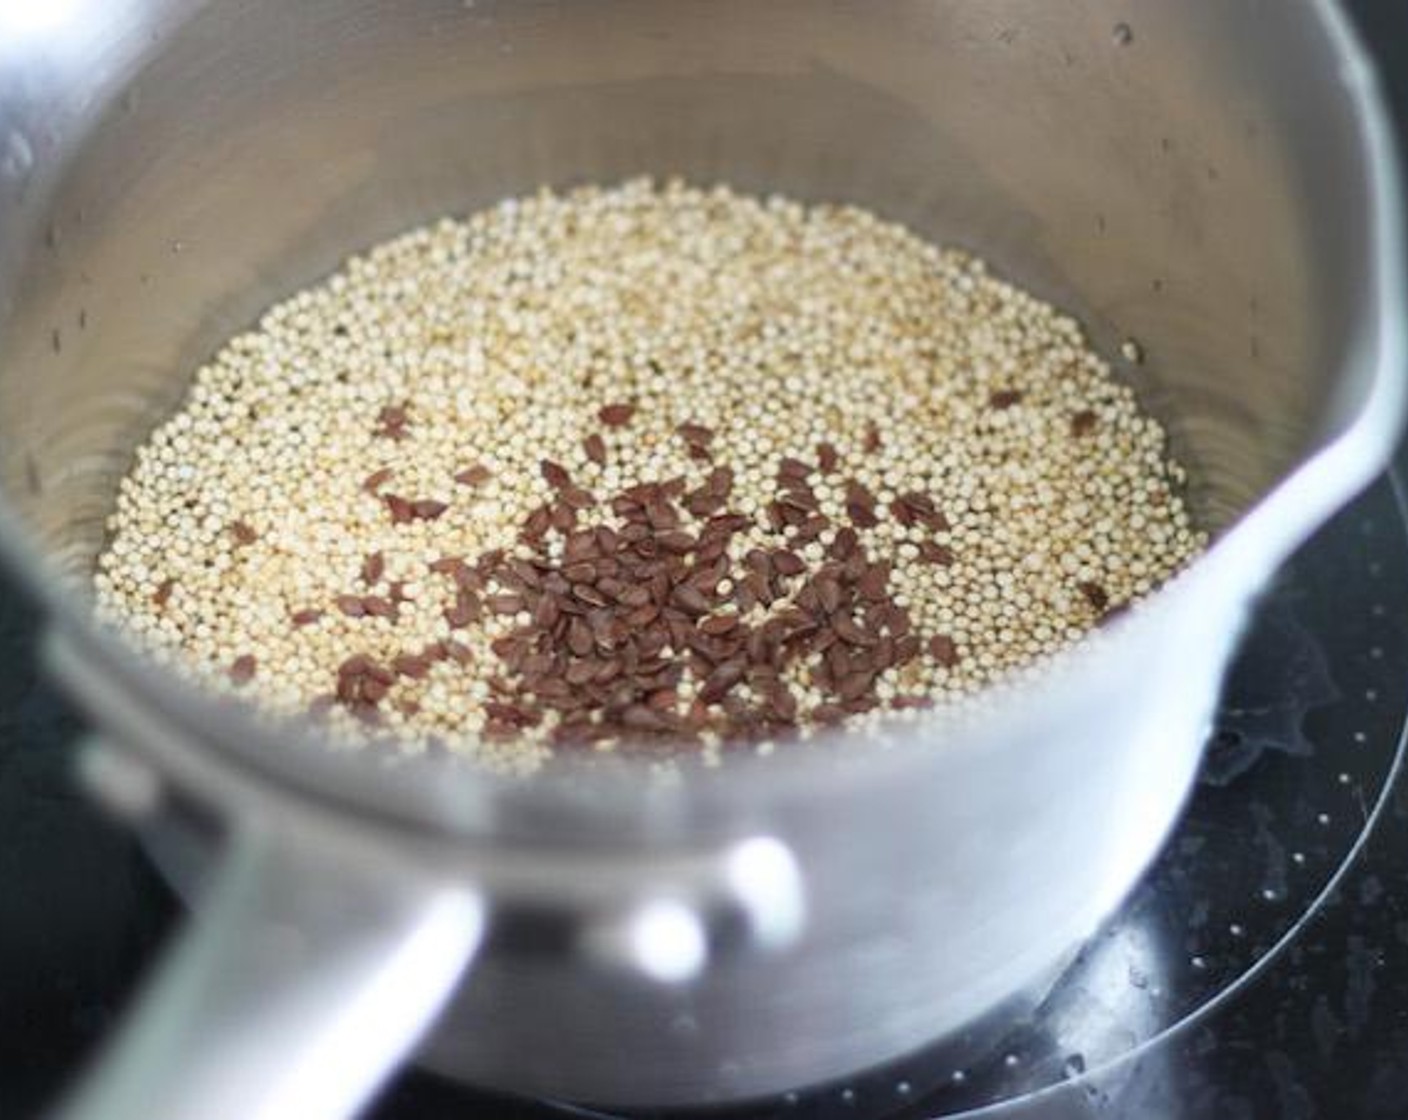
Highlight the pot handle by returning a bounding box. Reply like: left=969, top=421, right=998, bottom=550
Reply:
left=52, top=815, right=485, bottom=1120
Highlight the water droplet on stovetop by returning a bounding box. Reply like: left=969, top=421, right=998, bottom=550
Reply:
left=1063, top=1053, right=1088, bottom=1079
left=2, top=130, right=33, bottom=179
left=1112, top=22, right=1134, bottom=46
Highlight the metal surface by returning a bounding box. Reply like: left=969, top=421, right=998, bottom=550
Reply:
left=0, top=0, right=1399, bottom=1114
left=57, top=825, right=485, bottom=1120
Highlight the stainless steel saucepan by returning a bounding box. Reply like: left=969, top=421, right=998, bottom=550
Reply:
left=0, top=1, right=1398, bottom=1117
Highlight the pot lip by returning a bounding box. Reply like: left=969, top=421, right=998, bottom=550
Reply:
left=2, top=0, right=1404, bottom=847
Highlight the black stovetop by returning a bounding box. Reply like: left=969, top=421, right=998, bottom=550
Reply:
left=5, top=4, right=1408, bottom=1118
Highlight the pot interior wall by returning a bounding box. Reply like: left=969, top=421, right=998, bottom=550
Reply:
left=0, top=0, right=1377, bottom=587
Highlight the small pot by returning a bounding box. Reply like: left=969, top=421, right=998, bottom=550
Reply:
left=0, top=1, right=1398, bottom=1117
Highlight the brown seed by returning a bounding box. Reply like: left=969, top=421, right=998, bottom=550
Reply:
left=837, top=668, right=875, bottom=703
left=830, top=527, right=859, bottom=560
left=918, top=541, right=954, bottom=566
left=362, top=467, right=394, bottom=494
left=672, top=584, right=710, bottom=617
left=361, top=551, right=385, bottom=585
left=454, top=463, right=492, bottom=487
left=362, top=596, right=397, bottom=619
left=746, top=627, right=777, bottom=666
left=624, top=602, right=661, bottom=627
left=377, top=402, right=409, bottom=430
left=778, top=488, right=819, bottom=514
left=567, top=618, right=594, bottom=657
left=573, top=584, right=610, bottom=608
left=684, top=490, right=723, bottom=518
left=583, top=433, right=608, bottom=465
left=700, top=659, right=747, bottom=704
left=700, top=613, right=739, bottom=636
left=708, top=512, right=751, bottom=536
left=777, top=456, right=813, bottom=481
left=393, top=654, right=431, bottom=680
left=230, top=520, right=258, bottom=546
left=428, top=555, right=467, bottom=577
left=229, top=654, right=257, bottom=684
left=772, top=550, right=805, bottom=578
left=864, top=422, right=883, bottom=453
left=677, top=422, right=715, bottom=446
left=816, top=577, right=842, bottom=615
left=816, top=441, right=840, bottom=473
left=857, top=566, right=889, bottom=601
left=564, top=561, right=597, bottom=584
left=618, top=585, right=652, bottom=609
left=599, top=402, right=636, bottom=426
left=847, top=501, right=879, bottom=529
left=903, top=491, right=935, bottom=514
left=1099, top=600, right=1132, bottom=627
left=443, top=591, right=481, bottom=628
left=539, top=459, right=572, bottom=489
left=384, top=494, right=413, bottom=524
left=533, top=595, right=562, bottom=629
left=411, top=498, right=449, bottom=521
left=795, top=514, right=830, bottom=544
left=152, top=579, right=176, bottom=609
left=645, top=500, right=679, bottom=531
left=648, top=688, right=679, bottom=712
left=656, top=530, right=696, bottom=554
left=844, top=479, right=877, bottom=509
left=522, top=505, right=552, bottom=540
left=1071, top=409, right=1099, bottom=437
left=564, top=659, right=598, bottom=687
left=928, top=634, right=960, bottom=667
left=621, top=704, right=674, bottom=733
left=290, top=607, right=323, bottom=626
left=338, top=653, right=375, bottom=677
left=560, top=486, right=595, bottom=511
left=1079, top=581, right=1110, bottom=612
left=443, top=640, right=475, bottom=665
left=834, top=616, right=877, bottom=647
left=488, top=593, right=526, bottom=615
left=336, top=595, right=367, bottom=618
left=990, top=388, right=1024, bottom=409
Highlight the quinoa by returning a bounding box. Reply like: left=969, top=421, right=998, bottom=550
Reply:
left=92, top=179, right=1206, bottom=774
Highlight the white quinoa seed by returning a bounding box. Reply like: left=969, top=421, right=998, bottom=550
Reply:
left=93, top=179, right=1205, bottom=774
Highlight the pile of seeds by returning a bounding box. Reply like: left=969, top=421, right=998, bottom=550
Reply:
left=92, top=179, right=1205, bottom=773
